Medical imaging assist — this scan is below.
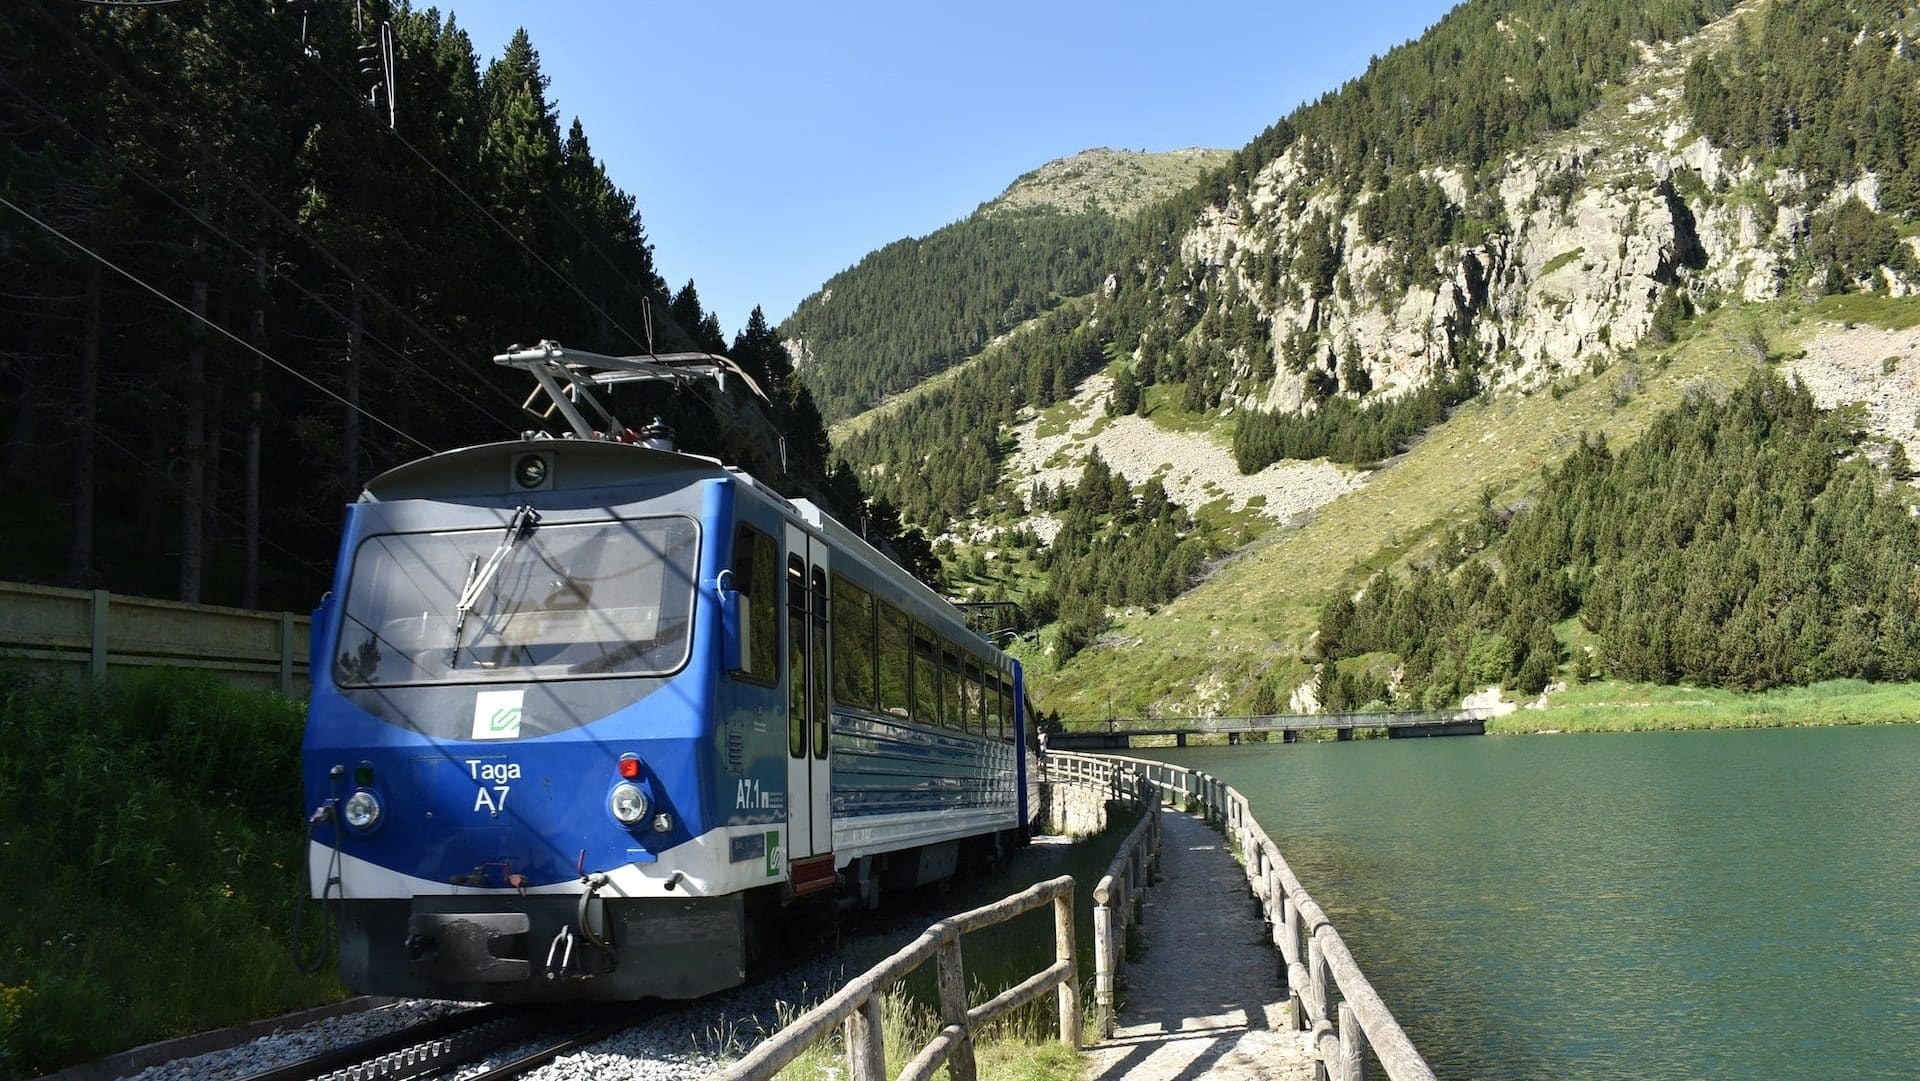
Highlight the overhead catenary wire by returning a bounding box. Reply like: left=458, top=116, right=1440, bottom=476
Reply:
left=7, top=7, right=537, bottom=429
left=232, top=0, right=661, bottom=356
left=0, top=192, right=434, bottom=453
left=90, top=423, right=331, bottom=575
left=0, top=67, right=522, bottom=437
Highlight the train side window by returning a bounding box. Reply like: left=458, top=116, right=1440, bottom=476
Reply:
left=810, top=567, right=829, bottom=760
left=1001, top=681, right=1014, bottom=739
left=990, top=672, right=1006, bottom=741
left=944, top=645, right=966, bottom=734
left=730, top=525, right=778, bottom=685
left=787, top=555, right=807, bottom=758
left=913, top=623, right=939, bottom=727
left=965, top=660, right=984, bottom=737
left=831, top=573, right=877, bottom=711
left=878, top=603, right=911, bottom=720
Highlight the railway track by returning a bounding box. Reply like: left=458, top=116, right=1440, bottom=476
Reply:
left=235, top=1001, right=666, bottom=1081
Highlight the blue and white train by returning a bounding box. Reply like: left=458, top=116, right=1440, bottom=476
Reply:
left=302, top=345, right=1035, bottom=1002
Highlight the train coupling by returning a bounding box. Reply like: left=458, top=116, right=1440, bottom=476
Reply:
left=544, top=925, right=578, bottom=981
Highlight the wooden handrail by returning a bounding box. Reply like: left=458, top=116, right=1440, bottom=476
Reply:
left=719, top=875, right=1082, bottom=1081
left=1047, top=751, right=1436, bottom=1081
left=1089, top=779, right=1161, bottom=1036
left=1028, top=753, right=1168, bottom=1039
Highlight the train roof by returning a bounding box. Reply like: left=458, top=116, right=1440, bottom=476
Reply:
left=358, top=437, right=1004, bottom=663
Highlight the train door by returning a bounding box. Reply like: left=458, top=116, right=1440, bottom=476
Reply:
left=782, top=526, right=834, bottom=872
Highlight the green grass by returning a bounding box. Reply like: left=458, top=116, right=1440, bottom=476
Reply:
left=0, top=668, right=341, bottom=1079
left=1802, top=293, right=1920, bottom=330
left=1033, top=395, right=1091, bottom=441
left=1139, top=383, right=1238, bottom=442
left=1539, top=247, right=1586, bottom=276
left=1494, top=679, right=1920, bottom=733
left=772, top=987, right=1084, bottom=1081
left=1036, top=300, right=1795, bottom=720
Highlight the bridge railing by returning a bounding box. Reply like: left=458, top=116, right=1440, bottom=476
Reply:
left=1091, top=707, right=1490, bottom=734
left=720, top=875, right=1081, bottom=1081
left=1049, top=751, right=1436, bottom=1081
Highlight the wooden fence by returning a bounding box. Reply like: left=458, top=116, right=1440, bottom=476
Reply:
left=0, top=580, right=310, bottom=694
left=1050, top=751, right=1436, bottom=1081
left=719, top=875, right=1083, bottom=1081
left=1090, top=777, right=1162, bottom=1037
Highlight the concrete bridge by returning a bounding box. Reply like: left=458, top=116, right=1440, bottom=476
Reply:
left=1048, top=708, right=1489, bottom=750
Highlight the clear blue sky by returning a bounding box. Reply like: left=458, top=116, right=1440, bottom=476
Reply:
left=442, top=0, right=1457, bottom=339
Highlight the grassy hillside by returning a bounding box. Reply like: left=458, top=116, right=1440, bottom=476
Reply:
left=1033, top=300, right=1818, bottom=720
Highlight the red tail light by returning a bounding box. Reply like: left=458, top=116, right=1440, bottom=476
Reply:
left=618, top=755, right=641, bottom=779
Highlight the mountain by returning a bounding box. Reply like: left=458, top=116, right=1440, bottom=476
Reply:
left=781, top=147, right=1227, bottom=422
left=826, top=0, right=1920, bottom=721
left=984, top=147, right=1232, bottom=219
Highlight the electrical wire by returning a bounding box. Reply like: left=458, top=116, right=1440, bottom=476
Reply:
left=0, top=192, right=434, bottom=452
left=0, top=68, right=525, bottom=436
left=90, top=422, right=331, bottom=576
left=230, top=0, right=660, bottom=354
left=11, top=3, right=537, bottom=425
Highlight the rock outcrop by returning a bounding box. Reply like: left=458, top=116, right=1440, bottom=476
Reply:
left=1162, top=7, right=1874, bottom=412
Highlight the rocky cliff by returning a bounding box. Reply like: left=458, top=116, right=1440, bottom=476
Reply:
left=1167, top=2, right=1907, bottom=416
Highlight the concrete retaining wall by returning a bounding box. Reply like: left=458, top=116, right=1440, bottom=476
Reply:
left=0, top=581, right=310, bottom=694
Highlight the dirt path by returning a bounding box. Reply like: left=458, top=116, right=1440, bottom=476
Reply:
left=1082, top=812, right=1315, bottom=1080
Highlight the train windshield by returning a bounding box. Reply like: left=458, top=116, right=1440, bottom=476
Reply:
left=333, top=516, right=699, bottom=686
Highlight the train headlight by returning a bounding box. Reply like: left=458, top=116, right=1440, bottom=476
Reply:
left=610, top=783, right=649, bottom=825
left=343, top=790, right=382, bottom=831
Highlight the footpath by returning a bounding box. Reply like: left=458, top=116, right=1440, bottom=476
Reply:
left=1082, top=810, right=1316, bottom=1081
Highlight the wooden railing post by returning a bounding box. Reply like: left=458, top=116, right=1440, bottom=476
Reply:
left=936, top=940, right=977, bottom=1081
left=1283, top=895, right=1304, bottom=1028
left=1055, top=889, right=1082, bottom=1048
left=846, top=994, right=886, bottom=1081
left=1339, top=1001, right=1370, bottom=1081
left=1308, top=935, right=1330, bottom=1027
left=1092, top=894, right=1114, bottom=1037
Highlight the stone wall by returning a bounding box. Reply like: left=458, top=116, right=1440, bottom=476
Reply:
left=1039, top=777, right=1116, bottom=837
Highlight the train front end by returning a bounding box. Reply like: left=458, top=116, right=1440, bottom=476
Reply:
left=301, top=440, right=784, bottom=1002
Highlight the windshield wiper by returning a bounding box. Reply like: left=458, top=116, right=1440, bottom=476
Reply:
left=449, top=505, right=541, bottom=668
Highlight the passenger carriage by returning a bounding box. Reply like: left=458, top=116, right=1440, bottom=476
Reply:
left=301, top=344, right=1033, bottom=1002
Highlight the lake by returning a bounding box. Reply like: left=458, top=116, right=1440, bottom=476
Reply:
left=1146, top=727, right=1920, bottom=1079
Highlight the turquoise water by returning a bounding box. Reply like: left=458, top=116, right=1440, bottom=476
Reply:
left=1148, top=728, right=1920, bottom=1079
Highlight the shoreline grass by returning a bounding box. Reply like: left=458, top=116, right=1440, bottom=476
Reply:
left=1489, top=678, right=1920, bottom=734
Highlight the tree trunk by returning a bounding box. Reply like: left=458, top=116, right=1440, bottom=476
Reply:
left=178, top=231, right=207, bottom=604
left=5, top=386, right=39, bottom=485
left=244, top=245, right=264, bottom=608
left=63, top=258, right=102, bottom=588
left=203, top=395, right=222, bottom=592
left=344, top=283, right=363, bottom=490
